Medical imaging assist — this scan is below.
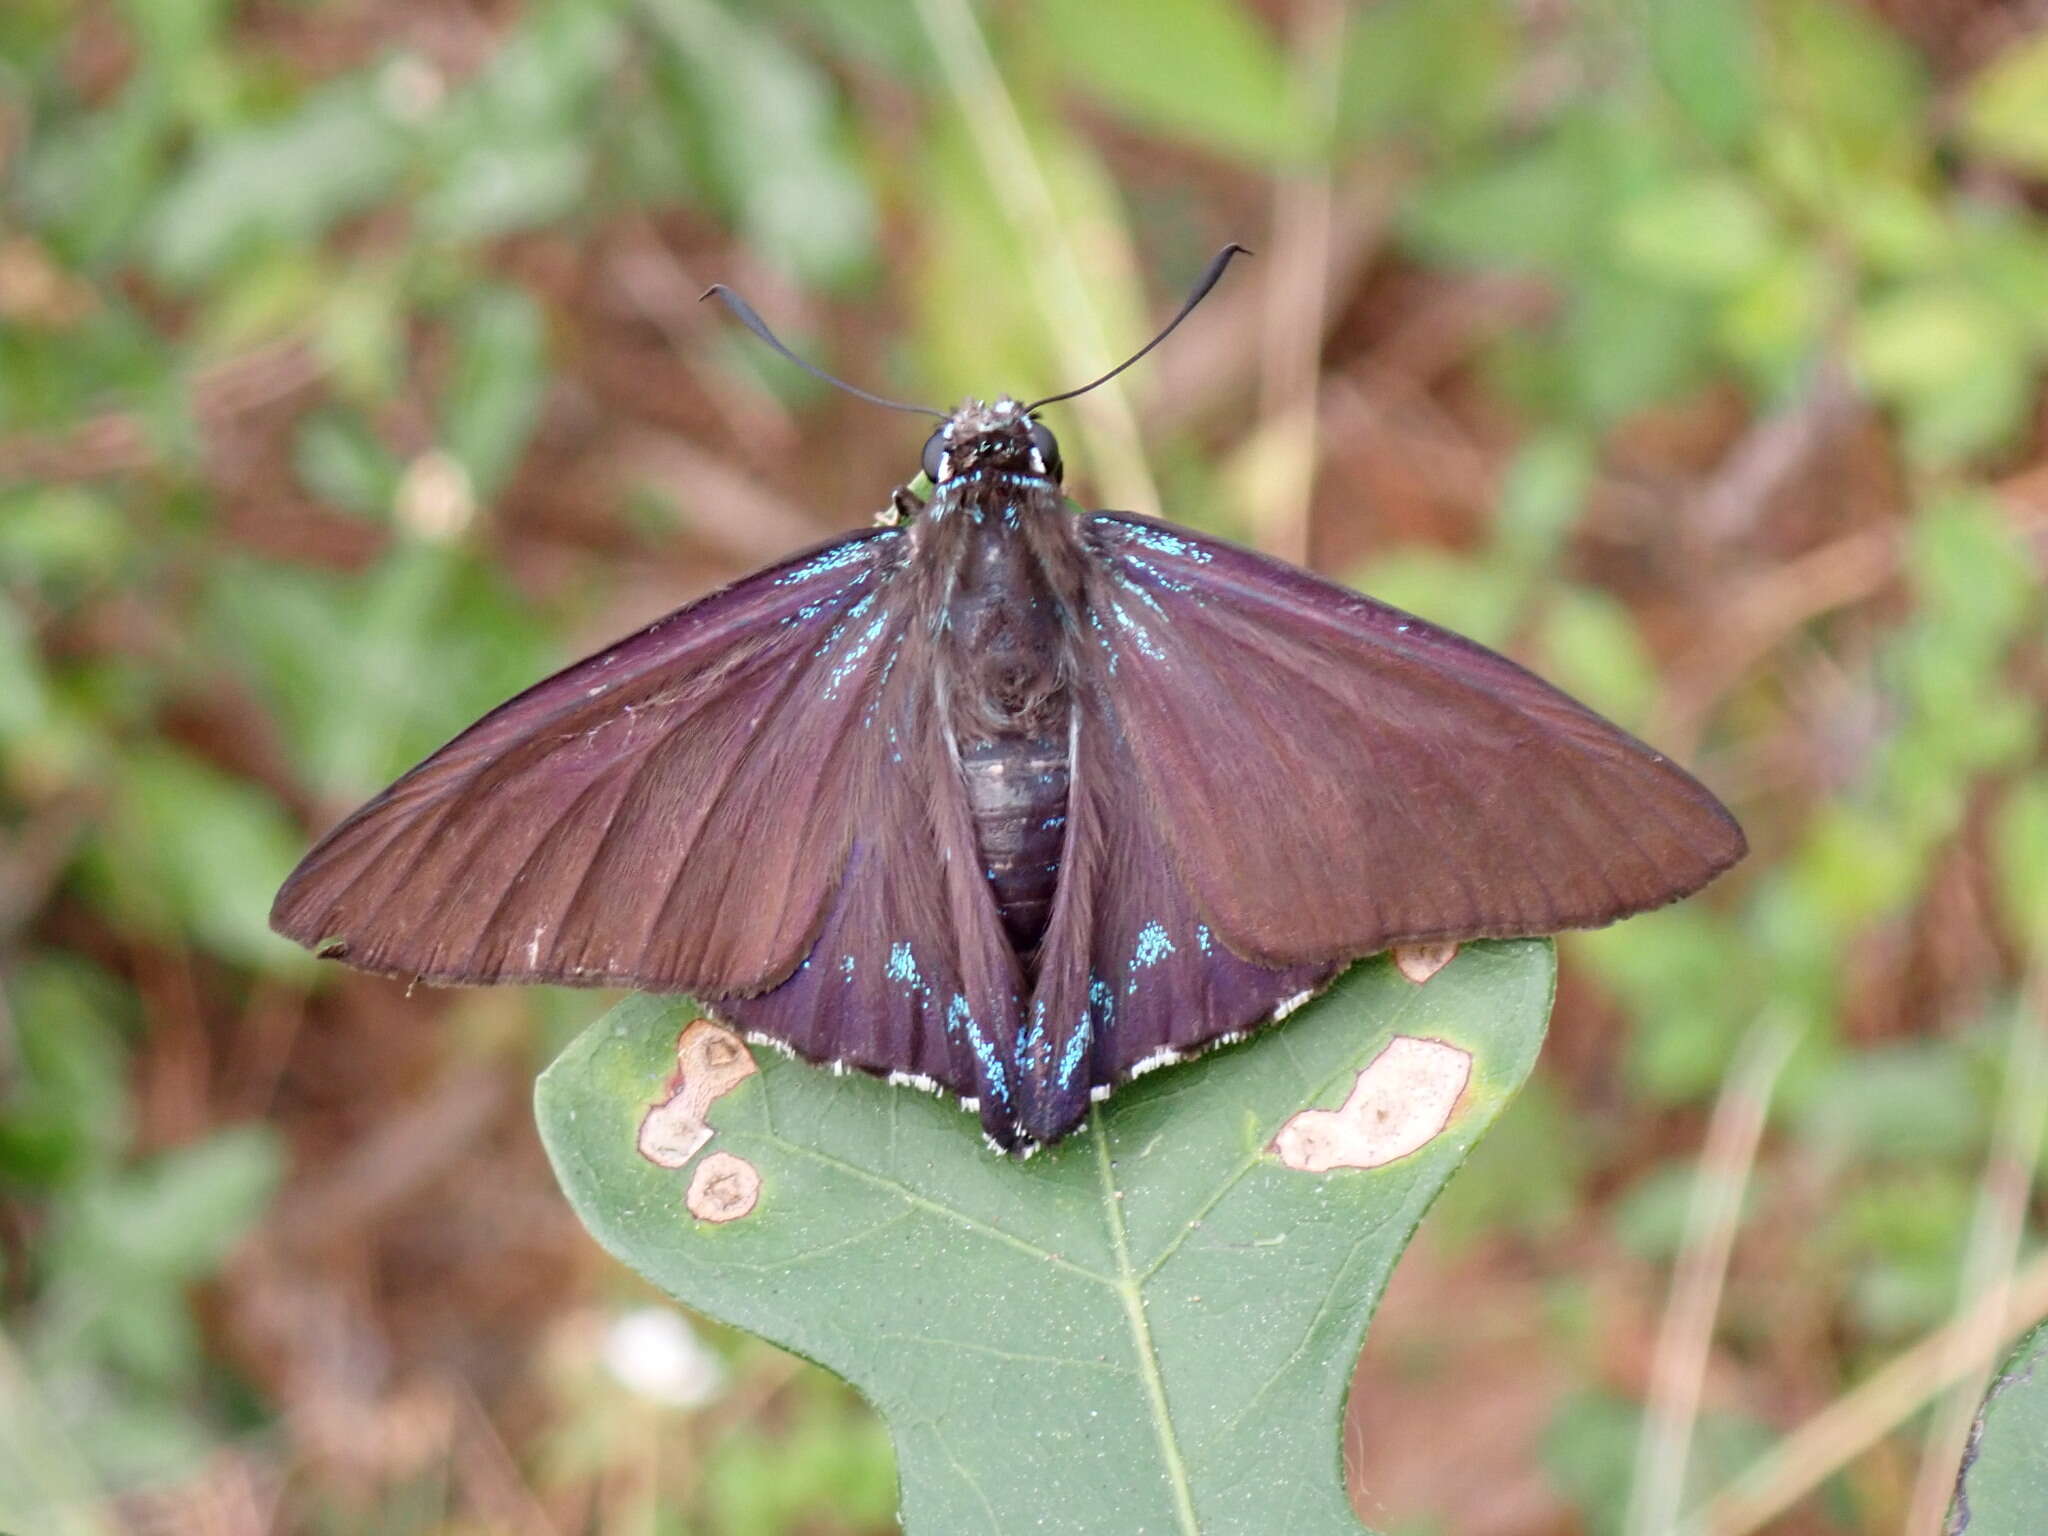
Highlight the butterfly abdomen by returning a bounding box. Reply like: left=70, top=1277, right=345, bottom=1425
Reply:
left=959, top=733, right=1068, bottom=956
left=931, top=476, right=1081, bottom=964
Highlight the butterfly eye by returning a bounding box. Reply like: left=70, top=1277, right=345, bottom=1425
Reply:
left=920, top=431, right=948, bottom=483
left=1028, top=421, right=1063, bottom=482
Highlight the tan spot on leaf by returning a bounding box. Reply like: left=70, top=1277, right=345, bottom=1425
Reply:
left=1271, top=1035, right=1473, bottom=1173
left=686, top=1151, right=761, bottom=1223
left=636, top=1019, right=757, bottom=1168
left=636, top=1101, right=713, bottom=1169
left=1392, top=941, right=1459, bottom=985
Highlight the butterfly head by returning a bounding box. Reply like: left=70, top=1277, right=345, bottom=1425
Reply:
left=921, top=398, right=1063, bottom=487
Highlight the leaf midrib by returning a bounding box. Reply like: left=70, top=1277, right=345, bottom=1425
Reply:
left=1094, top=1105, right=1202, bottom=1536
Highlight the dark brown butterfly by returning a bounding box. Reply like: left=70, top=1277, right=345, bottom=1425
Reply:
left=271, top=247, right=1744, bottom=1151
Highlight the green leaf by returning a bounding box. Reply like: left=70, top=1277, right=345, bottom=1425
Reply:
left=1339, top=0, right=1510, bottom=149
left=145, top=79, right=408, bottom=287
left=1852, top=284, right=2031, bottom=464
left=439, top=285, right=547, bottom=500
left=1401, top=135, right=1601, bottom=274
left=1994, top=774, right=2048, bottom=946
left=1494, top=430, right=1593, bottom=573
left=293, top=409, right=401, bottom=519
left=0, top=594, right=53, bottom=738
left=81, top=747, right=311, bottom=972
left=538, top=940, right=1554, bottom=1535
left=1792, top=1043, right=1986, bottom=1167
left=1949, top=1319, right=2048, bottom=1531
left=415, top=6, right=624, bottom=239
left=1559, top=273, right=1712, bottom=424
left=1763, top=0, right=1927, bottom=182
left=1034, top=0, right=1309, bottom=162
left=0, top=487, right=133, bottom=597
left=705, top=1376, right=898, bottom=1535
left=1612, top=177, right=1779, bottom=292
left=1348, top=547, right=1520, bottom=652
left=1959, top=30, right=2048, bottom=175
left=1573, top=908, right=1749, bottom=1103
left=910, top=105, right=1149, bottom=413
left=0, top=958, right=132, bottom=1182
left=1536, top=588, right=1658, bottom=732
left=57, top=1124, right=282, bottom=1283
left=206, top=543, right=555, bottom=802
left=641, top=0, right=875, bottom=286
left=1647, top=0, right=1761, bottom=151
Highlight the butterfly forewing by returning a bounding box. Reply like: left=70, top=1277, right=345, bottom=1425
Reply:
left=272, top=527, right=919, bottom=993
left=1078, top=514, right=1746, bottom=968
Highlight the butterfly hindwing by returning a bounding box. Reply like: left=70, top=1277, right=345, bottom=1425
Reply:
left=715, top=651, right=1025, bottom=1121
left=1016, top=691, right=1334, bottom=1144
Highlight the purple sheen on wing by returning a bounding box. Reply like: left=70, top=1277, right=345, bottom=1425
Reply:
left=1082, top=513, right=1745, bottom=968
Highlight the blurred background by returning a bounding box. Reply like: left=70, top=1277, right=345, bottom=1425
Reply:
left=4, top=0, right=2048, bottom=1531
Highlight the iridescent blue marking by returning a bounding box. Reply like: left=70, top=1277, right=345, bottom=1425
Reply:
left=1057, top=1018, right=1091, bottom=1089
left=951, top=995, right=1009, bottom=1107
left=1122, top=554, right=1195, bottom=594
left=809, top=590, right=878, bottom=659
left=886, top=942, right=923, bottom=992
left=1113, top=572, right=1170, bottom=617
left=1087, top=609, right=1118, bottom=673
left=1040, top=815, right=1066, bottom=831
left=822, top=608, right=890, bottom=699
left=861, top=637, right=905, bottom=727
left=1110, top=600, right=1165, bottom=660
left=777, top=537, right=893, bottom=585
left=1133, top=921, right=1175, bottom=968
left=1015, top=1008, right=1046, bottom=1071
left=1196, top=924, right=1213, bottom=954
left=1089, top=974, right=1115, bottom=1028
left=944, top=468, right=1051, bottom=490
left=840, top=953, right=856, bottom=981
left=1109, top=522, right=1213, bottom=563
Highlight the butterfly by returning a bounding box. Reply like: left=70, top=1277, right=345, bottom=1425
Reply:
left=271, top=246, right=1745, bottom=1152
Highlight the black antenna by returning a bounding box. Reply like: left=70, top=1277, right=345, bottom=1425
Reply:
left=701, top=285, right=947, bottom=420
left=1023, top=243, right=1251, bottom=414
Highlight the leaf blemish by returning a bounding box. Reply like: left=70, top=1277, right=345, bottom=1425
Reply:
left=1269, top=1035, right=1473, bottom=1174
left=636, top=1019, right=759, bottom=1169
left=1392, top=941, right=1459, bottom=985
left=686, top=1151, right=762, bottom=1223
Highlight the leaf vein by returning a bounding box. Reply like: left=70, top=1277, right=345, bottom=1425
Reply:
left=1134, top=977, right=1430, bottom=1282
left=761, top=1135, right=1116, bottom=1286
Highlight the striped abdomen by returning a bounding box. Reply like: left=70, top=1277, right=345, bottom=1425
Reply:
left=960, top=732, right=1069, bottom=957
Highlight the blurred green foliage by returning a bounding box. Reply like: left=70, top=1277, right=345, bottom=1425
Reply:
left=2, top=0, right=2046, bottom=1530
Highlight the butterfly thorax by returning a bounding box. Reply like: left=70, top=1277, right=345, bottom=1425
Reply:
left=919, top=435, right=1081, bottom=965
